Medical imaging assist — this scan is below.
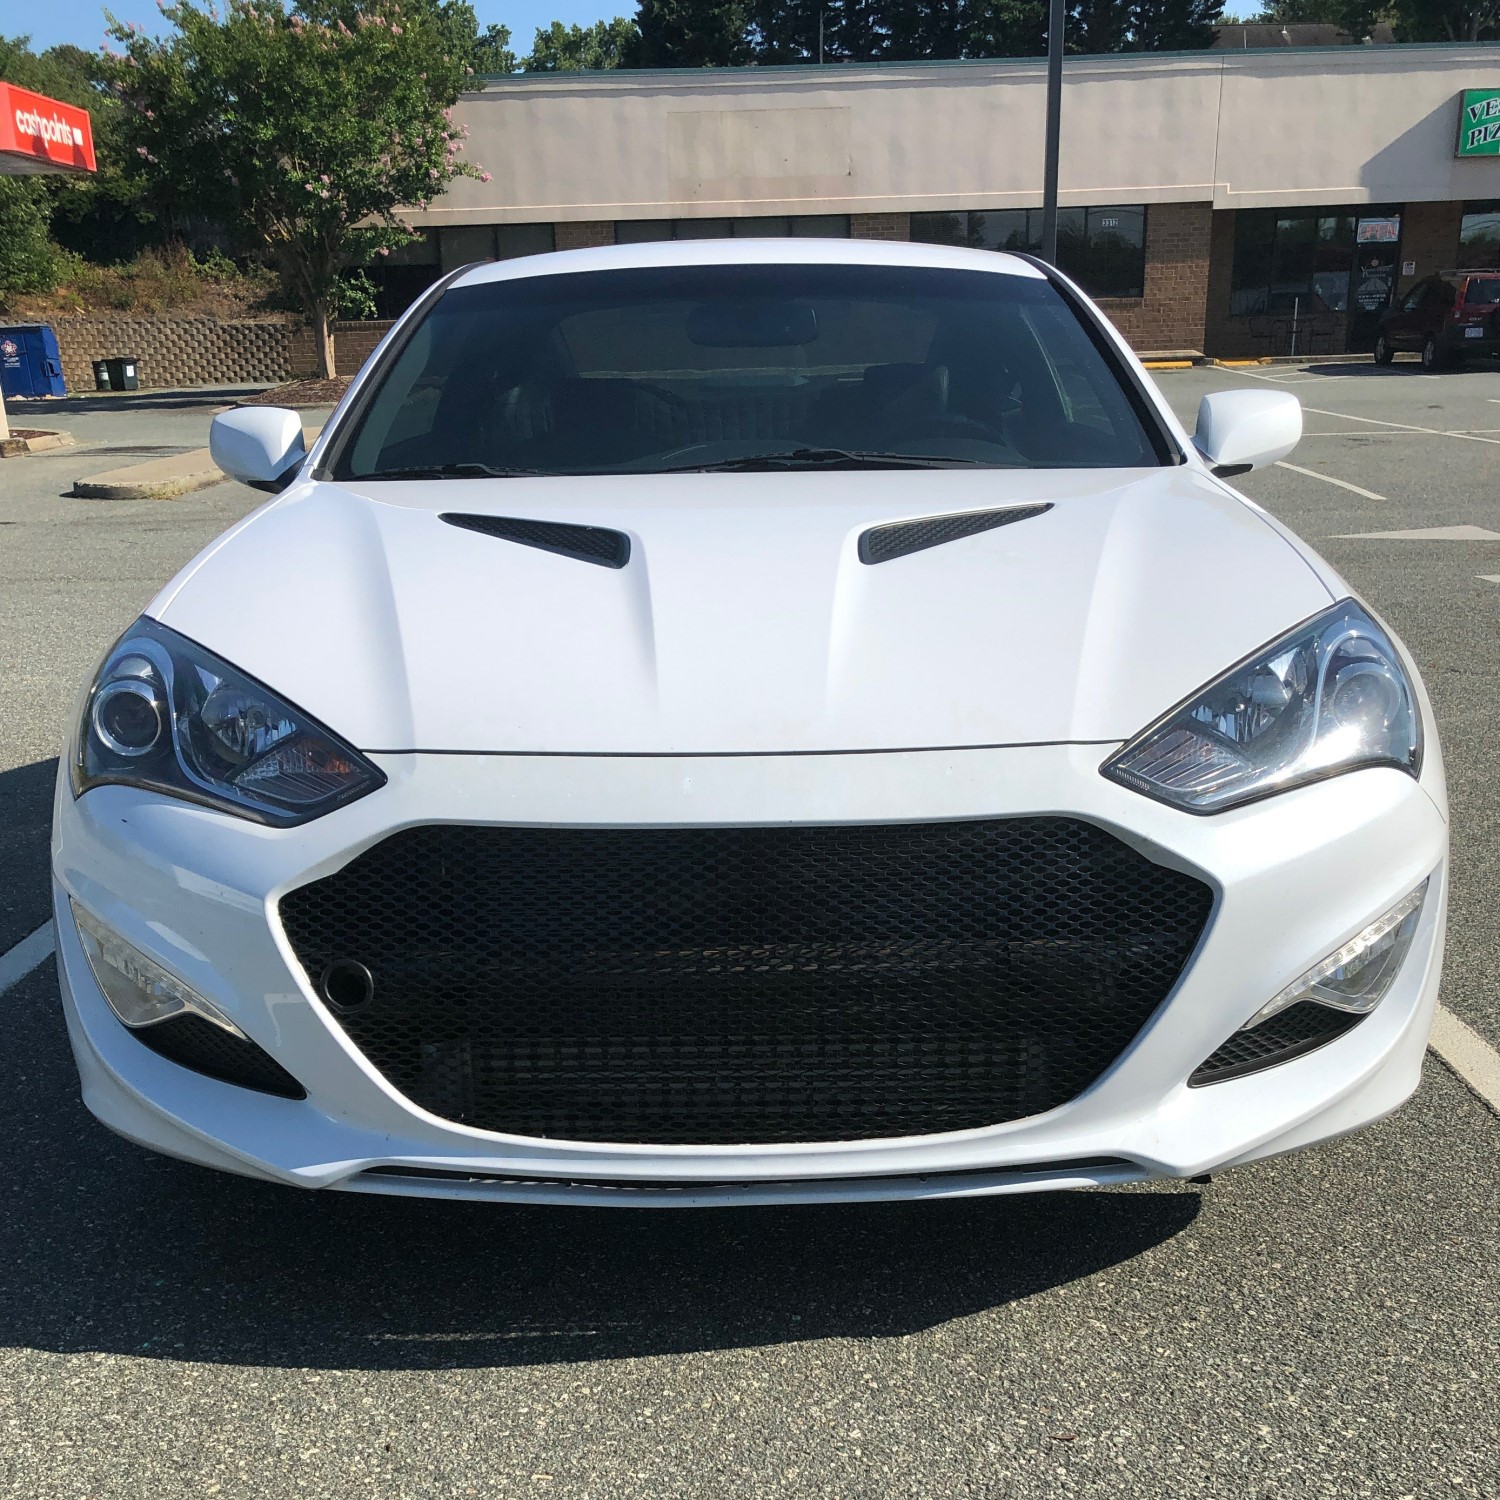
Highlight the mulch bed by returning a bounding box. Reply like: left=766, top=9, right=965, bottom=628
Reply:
left=238, top=376, right=352, bottom=407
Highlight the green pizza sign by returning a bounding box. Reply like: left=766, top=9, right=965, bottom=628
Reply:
left=1458, top=88, right=1500, bottom=156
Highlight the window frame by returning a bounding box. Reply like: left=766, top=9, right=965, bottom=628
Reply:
left=318, top=258, right=1183, bottom=481
left=910, top=206, right=1148, bottom=301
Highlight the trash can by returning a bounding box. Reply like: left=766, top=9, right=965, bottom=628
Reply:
left=0, top=325, right=67, bottom=399
left=92, top=359, right=112, bottom=392
left=104, top=356, right=140, bottom=392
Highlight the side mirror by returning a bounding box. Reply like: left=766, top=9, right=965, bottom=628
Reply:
left=1194, top=389, right=1302, bottom=476
left=210, top=407, right=308, bottom=493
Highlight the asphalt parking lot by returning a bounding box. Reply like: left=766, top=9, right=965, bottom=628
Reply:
left=0, top=363, right=1497, bottom=1499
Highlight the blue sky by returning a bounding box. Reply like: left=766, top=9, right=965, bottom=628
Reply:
left=17, top=0, right=623, bottom=56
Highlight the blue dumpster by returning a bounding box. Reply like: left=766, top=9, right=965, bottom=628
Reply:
left=0, top=325, right=67, bottom=399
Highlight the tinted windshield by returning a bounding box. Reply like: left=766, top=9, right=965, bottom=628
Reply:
left=334, top=263, right=1166, bottom=479
left=1465, top=276, right=1500, bottom=306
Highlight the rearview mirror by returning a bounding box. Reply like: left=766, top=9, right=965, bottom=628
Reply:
left=210, top=406, right=308, bottom=493
left=1194, top=389, right=1301, bottom=476
left=686, top=300, right=819, bottom=347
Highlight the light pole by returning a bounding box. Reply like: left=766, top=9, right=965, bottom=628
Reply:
left=1039, top=0, right=1064, bottom=265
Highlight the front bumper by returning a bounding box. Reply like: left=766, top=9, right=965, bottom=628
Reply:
left=52, top=743, right=1448, bottom=1205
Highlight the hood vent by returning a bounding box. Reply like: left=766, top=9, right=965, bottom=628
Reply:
left=859, top=503, right=1054, bottom=565
left=441, top=513, right=631, bottom=569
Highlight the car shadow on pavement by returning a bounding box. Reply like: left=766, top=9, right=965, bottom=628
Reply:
left=1, top=971, right=1200, bottom=1372
left=1287, top=359, right=1500, bottom=377
left=0, top=759, right=59, bottom=954
left=8, top=388, right=268, bottom=418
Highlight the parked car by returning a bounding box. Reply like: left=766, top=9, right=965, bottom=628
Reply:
left=1374, top=269, right=1500, bottom=369
left=53, top=240, right=1447, bottom=1206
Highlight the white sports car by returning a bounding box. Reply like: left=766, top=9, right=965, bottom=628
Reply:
left=53, top=240, right=1447, bottom=1206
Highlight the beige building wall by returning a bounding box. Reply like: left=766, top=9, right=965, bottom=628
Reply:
left=411, top=45, right=1500, bottom=229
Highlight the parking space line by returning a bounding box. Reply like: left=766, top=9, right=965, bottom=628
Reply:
left=1275, top=461, right=1386, bottom=501
left=1300, top=406, right=1500, bottom=446
left=1431, top=1005, right=1500, bottom=1115
left=0, top=922, right=55, bottom=998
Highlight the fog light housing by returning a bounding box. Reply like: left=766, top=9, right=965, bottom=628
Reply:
left=71, top=899, right=244, bottom=1037
left=1191, top=879, right=1429, bottom=1086
left=1248, top=879, right=1428, bottom=1030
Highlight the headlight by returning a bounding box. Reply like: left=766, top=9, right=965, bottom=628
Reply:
left=1102, top=600, right=1421, bottom=814
left=71, top=617, right=384, bottom=825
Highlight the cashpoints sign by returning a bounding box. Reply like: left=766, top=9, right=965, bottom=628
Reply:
left=0, top=81, right=96, bottom=175
left=1457, top=88, right=1500, bottom=157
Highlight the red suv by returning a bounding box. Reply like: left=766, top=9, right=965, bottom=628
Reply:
left=1375, top=270, right=1500, bottom=369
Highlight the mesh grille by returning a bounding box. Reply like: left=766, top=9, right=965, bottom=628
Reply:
left=859, top=505, right=1053, bottom=564
left=134, top=1015, right=306, bottom=1099
left=278, top=818, right=1213, bottom=1145
left=1189, top=1002, right=1363, bottom=1087
left=441, top=513, right=630, bottom=568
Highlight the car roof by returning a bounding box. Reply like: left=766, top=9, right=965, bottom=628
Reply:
left=449, top=236, right=1049, bottom=290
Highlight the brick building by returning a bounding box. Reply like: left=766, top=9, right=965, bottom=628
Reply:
left=385, top=42, right=1500, bottom=358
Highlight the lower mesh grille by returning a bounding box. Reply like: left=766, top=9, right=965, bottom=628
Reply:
left=135, top=1015, right=306, bottom=1099
left=1189, top=1002, right=1363, bottom=1086
left=278, top=818, right=1213, bottom=1145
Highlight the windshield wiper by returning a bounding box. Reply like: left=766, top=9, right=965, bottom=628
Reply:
left=358, top=462, right=546, bottom=480
left=656, top=447, right=995, bottom=474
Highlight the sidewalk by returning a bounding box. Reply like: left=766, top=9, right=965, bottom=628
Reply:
left=70, top=418, right=325, bottom=500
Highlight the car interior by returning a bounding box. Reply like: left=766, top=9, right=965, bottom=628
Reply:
left=341, top=264, right=1163, bottom=477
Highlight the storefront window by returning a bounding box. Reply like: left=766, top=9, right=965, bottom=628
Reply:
left=909, top=206, right=1146, bottom=299
left=615, top=215, right=851, bottom=243
left=1460, top=202, right=1500, bottom=269
left=438, top=224, right=555, bottom=270
left=1230, top=209, right=1366, bottom=315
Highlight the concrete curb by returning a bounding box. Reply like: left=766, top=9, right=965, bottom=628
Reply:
left=71, top=421, right=325, bottom=500
left=72, top=447, right=222, bottom=501
left=0, top=428, right=75, bottom=459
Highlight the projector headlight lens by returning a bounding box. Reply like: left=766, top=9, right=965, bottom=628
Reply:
left=1102, top=600, right=1421, bottom=813
left=71, top=617, right=384, bottom=825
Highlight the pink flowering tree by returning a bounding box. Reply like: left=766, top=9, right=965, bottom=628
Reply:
left=107, top=0, right=486, bottom=377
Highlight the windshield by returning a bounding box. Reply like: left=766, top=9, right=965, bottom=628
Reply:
left=1464, top=276, right=1500, bottom=307
left=333, top=263, right=1167, bottom=479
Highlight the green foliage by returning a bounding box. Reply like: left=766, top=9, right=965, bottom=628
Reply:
left=629, top=0, right=754, bottom=65
left=0, top=35, right=154, bottom=265
left=525, top=17, right=640, bottom=69
left=0, top=178, right=63, bottom=299
left=738, top=0, right=1225, bottom=64
left=1389, top=0, right=1500, bottom=39
left=472, top=21, right=518, bottom=72
left=333, top=268, right=379, bottom=318
left=1253, top=0, right=1498, bottom=38
left=106, top=0, right=486, bottom=373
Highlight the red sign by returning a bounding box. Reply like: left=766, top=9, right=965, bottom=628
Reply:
left=0, top=82, right=96, bottom=175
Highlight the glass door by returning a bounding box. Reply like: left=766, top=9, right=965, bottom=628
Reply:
left=1347, top=214, right=1403, bottom=351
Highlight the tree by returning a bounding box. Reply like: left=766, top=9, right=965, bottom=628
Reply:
left=525, top=17, right=639, bottom=69
left=628, top=0, right=754, bottom=65
left=1390, top=0, right=1500, bottom=39
left=1120, top=0, right=1224, bottom=49
left=107, top=0, right=487, bottom=377
left=1256, top=0, right=1388, bottom=39
left=0, top=178, right=61, bottom=299
left=472, top=21, right=518, bottom=72
left=0, top=34, right=154, bottom=265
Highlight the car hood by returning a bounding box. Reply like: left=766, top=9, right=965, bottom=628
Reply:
left=151, top=467, right=1332, bottom=755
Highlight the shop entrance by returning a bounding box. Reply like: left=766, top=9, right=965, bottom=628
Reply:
left=1225, top=206, right=1405, bottom=359
left=1346, top=214, right=1402, bottom=352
